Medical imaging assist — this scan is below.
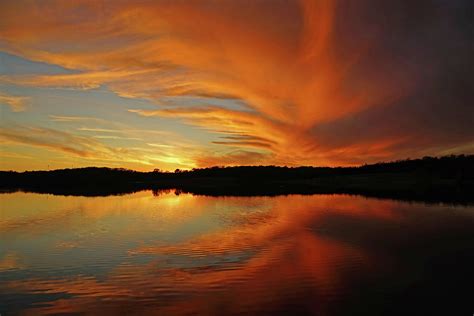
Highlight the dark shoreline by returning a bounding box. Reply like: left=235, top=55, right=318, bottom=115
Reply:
left=2, top=177, right=473, bottom=205
left=1, top=155, right=473, bottom=204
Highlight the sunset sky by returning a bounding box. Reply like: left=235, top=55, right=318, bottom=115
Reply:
left=0, top=0, right=472, bottom=171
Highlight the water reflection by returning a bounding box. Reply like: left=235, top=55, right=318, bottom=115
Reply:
left=1, top=191, right=473, bottom=315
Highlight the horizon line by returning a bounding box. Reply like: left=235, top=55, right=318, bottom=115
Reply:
left=2, top=154, right=471, bottom=173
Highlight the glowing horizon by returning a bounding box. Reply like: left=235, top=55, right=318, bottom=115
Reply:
left=1, top=0, right=472, bottom=171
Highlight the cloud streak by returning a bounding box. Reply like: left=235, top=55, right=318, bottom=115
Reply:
left=0, top=92, right=29, bottom=112
left=0, top=125, right=197, bottom=169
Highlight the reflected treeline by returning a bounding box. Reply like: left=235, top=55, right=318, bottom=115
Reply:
left=1, top=155, right=473, bottom=204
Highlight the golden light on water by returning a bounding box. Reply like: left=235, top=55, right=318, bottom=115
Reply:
left=2, top=190, right=473, bottom=314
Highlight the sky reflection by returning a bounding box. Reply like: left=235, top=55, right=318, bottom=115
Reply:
left=1, top=191, right=473, bottom=315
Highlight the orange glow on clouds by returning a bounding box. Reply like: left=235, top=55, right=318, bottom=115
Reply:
left=0, top=0, right=472, bottom=170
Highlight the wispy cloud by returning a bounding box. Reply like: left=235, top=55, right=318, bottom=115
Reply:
left=0, top=125, right=205, bottom=170
left=0, top=150, right=32, bottom=160
left=77, top=127, right=121, bottom=133
left=0, top=0, right=472, bottom=167
left=0, top=93, right=29, bottom=112
left=92, top=135, right=142, bottom=141
left=0, top=126, right=118, bottom=157
left=49, top=115, right=105, bottom=123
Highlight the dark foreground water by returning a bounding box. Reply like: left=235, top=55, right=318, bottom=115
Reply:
left=1, top=191, right=473, bottom=315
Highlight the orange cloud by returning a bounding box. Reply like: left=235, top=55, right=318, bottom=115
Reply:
left=0, top=125, right=199, bottom=169
left=0, top=92, right=29, bottom=112
left=0, top=0, right=472, bottom=168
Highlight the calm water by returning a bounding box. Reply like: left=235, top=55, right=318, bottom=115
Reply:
left=1, top=191, right=473, bottom=315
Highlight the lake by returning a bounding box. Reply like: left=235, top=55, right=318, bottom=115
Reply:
left=1, top=191, right=473, bottom=315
